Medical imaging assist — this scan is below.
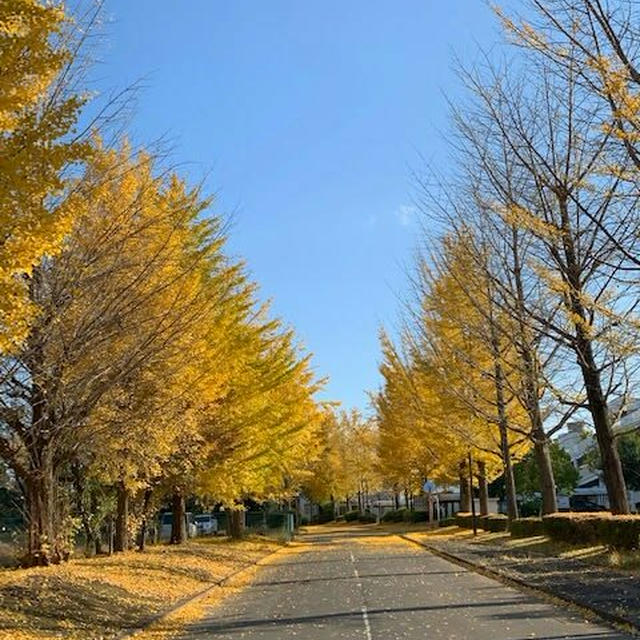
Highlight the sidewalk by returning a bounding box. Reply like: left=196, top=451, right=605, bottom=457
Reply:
left=402, top=531, right=640, bottom=633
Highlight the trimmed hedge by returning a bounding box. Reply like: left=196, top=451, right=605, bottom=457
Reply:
left=381, top=508, right=408, bottom=522
left=455, top=512, right=509, bottom=532
left=486, top=514, right=509, bottom=532
left=454, top=512, right=474, bottom=528
left=541, top=513, right=640, bottom=550
left=382, top=508, right=430, bottom=523
left=439, top=517, right=456, bottom=527
left=380, top=508, right=428, bottom=522
left=510, top=517, right=544, bottom=538
left=344, top=510, right=377, bottom=524
left=358, top=512, right=377, bottom=523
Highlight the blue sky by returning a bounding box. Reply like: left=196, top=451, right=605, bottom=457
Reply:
left=100, top=1, right=501, bottom=412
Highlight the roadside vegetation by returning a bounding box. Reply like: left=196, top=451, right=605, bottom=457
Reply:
left=0, top=536, right=280, bottom=640
left=407, top=526, right=640, bottom=574
left=372, top=0, right=640, bottom=528
left=0, top=0, right=328, bottom=569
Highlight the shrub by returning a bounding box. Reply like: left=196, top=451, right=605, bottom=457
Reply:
left=439, top=517, right=456, bottom=527
left=486, top=514, right=509, bottom=532
left=316, top=503, right=335, bottom=524
left=455, top=512, right=508, bottom=531
left=518, top=497, right=542, bottom=518
left=510, top=517, right=544, bottom=538
left=381, top=509, right=405, bottom=522
left=543, top=513, right=603, bottom=544
left=407, top=510, right=428, bottom=523
left=344, top=510, right=361, bottom=522
left=542, top=513, right=640, bottom=550
left=454, top=512, right=472, bottom=528
left=381, top=508, right=429, bottom=523
left=358, top=512, right=377, bottom=524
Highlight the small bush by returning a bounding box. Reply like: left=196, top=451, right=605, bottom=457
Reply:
left=486, top=514, right=509, bottom=532
left=381, top=508, right=428, bottom=523
left=454, top=512, right=474, bottom=528
left=510, top=517, right=544, bottom=538
left=518, top=497, right=542, bottom=518
left=316, top=503, right=335, bottom=524
left=358, top=512, right=377, bottom=523
left=407, top=510, right=428, bottom=523
left=344, top=510, right=361, bottom=522
left=439, top=517, right=456, bottom=527
left=542, top=513, right=640, bottom=550
left=381, top=509, right=405, bottom=522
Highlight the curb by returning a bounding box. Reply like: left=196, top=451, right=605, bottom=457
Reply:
left=117, top=543, right=287, bottom=639
left=398, top=534, right=640, bottom=637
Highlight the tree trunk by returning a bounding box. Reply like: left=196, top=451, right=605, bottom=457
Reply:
left=227, top=510, right=244, bottom=539
left=394, top=490, right=400, bottom=510
left=477, top=461, right=489, bottom=516
left=558, top=198, right=629, bottom=514
left=458, top=460, right=471, bottom=512
left=170, top=489, right=186, bottom=544
left=571, top=309, right=628, bottom=512
left=499, top=421, right=519, bottom=521
left=24, top=466, right=56, bottom=566
left=520, top=343, right=557, bottom=515
left=72, top=464, right=95, bottom=557
left=579, top=350, right=629, bottom=513
left=509, top=225, right=558, bottom=516
left=114, top=480, right=129, bottom=552
left=137, top=487, right=153, bottom=552
left=489, top=319, right=519, bottom=521
left=107, top=517, right=113, bottom=555
left=533, top=435, right=557, bottom=514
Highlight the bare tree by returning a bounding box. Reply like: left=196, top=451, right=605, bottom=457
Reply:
left=451, top=50, right=639, bottom=513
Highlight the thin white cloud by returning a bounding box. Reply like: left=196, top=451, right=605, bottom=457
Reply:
left=394, top=204, right=417, bottom=227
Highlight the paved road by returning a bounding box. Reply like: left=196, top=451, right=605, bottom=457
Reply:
left=183, top=527, right=633, bottom=639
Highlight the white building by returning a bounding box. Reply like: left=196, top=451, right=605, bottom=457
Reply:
left=553, top=405, right=640, bottom=511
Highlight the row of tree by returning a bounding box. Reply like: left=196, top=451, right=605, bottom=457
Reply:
left=0, top=1, right=325, bottom=565
left=304, top=409, right=379, bottom=514
left=374, top=0, right=640, bottom=518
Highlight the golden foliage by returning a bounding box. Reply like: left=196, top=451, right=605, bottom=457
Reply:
left=0, top=0, right=89, bottom=352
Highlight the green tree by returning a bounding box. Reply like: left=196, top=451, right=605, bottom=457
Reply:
left=586, top=431, right=640, bottom=492
left=514, top=443, right=579, bottom=498
left=618, top=433, right=640, bottom=491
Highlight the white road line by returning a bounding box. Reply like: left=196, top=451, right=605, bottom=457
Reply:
left=349, top=551, right=372, bottom=640
left=360, top=605, right=373, bottom=640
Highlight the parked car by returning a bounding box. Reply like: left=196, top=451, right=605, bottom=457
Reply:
left=569, top=496, right=607, bottom=512
left=194, top=513, right=218, bottom=535
left=159, top=511, right=198, bottom=539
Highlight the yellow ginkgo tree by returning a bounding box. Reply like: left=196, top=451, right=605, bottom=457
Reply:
left=0, top=0, right=89, bottom=353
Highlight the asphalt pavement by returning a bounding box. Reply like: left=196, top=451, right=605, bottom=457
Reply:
left=181, top=526, right=633, bottom=639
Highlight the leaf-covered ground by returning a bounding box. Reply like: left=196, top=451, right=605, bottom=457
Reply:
left=0, top=536, right=281, bottom=640
left=404, top=527, right=640, bottom=632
